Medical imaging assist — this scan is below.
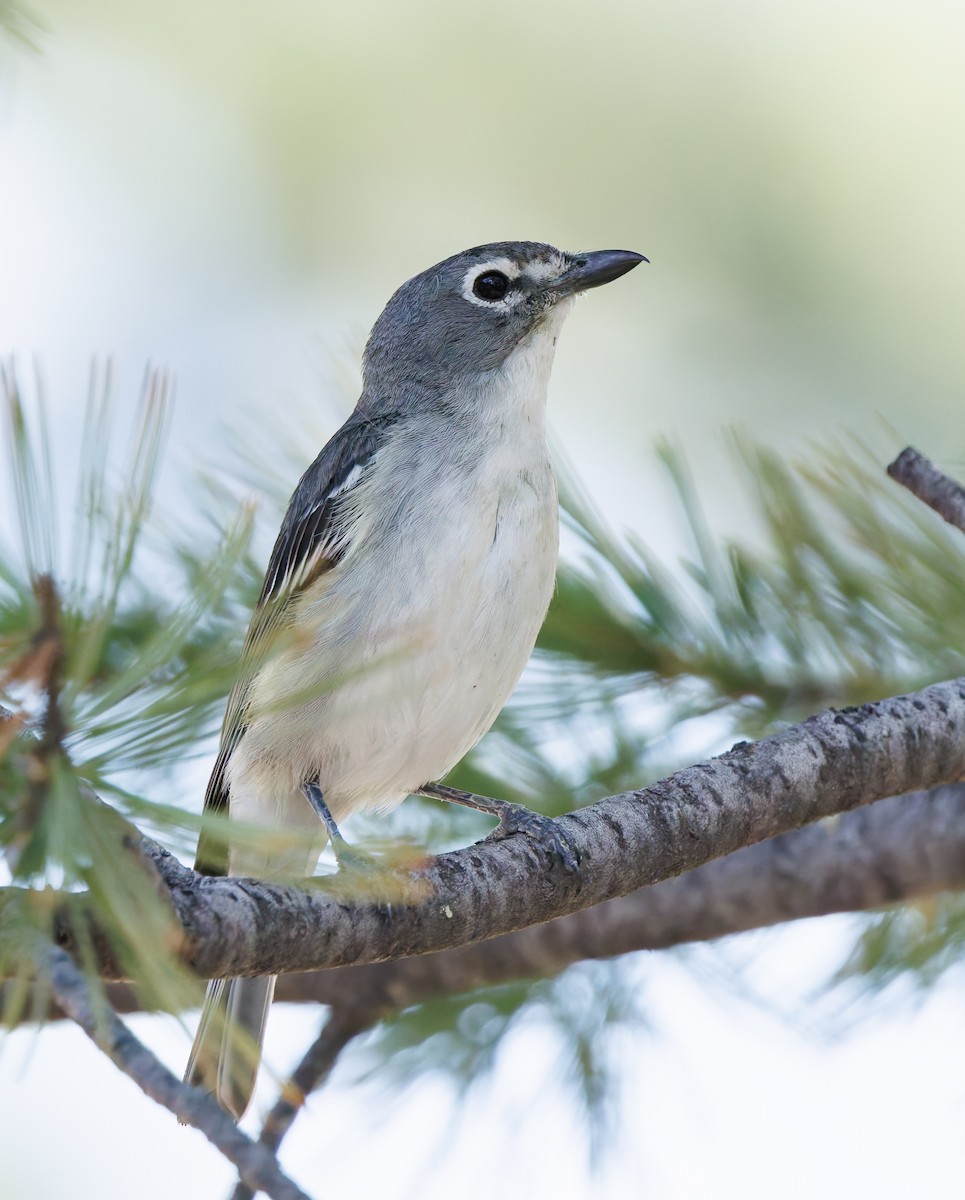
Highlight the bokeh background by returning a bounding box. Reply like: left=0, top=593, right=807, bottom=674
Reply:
left=1, top=2, right=964, bottom=1197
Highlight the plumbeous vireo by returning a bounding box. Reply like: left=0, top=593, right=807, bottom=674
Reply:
left=185, top=241, right=646, bottom=1118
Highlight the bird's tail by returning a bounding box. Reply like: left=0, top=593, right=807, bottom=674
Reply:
left=184, top=974, right=277, bottom=1120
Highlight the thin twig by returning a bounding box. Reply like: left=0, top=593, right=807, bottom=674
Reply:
left=36, top=943, right=313, bottom=1200
left=887, top=446, right=965, bottom=535
left=231, top=1008, right=378, bottom=1200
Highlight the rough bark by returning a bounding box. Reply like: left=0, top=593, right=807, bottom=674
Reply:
left=237, top=782, right=965, bottom=1199
left=888, top=446, right=965, bottom=534
left=83, top=783, right=964, bottom=1020
left=39, top=676, right=965, bottom=987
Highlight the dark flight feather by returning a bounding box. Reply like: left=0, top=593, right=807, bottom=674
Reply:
left=194, top=411, right=400, bottom=875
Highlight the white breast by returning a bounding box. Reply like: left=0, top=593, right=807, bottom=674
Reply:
left=227, top=310, right=570, bottom=869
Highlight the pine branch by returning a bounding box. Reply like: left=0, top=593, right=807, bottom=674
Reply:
left=20, top=779, right=964, bottom=1176
left=887, top=446, right=965, bottom=537
left=230, top=1010, right=377, bottom=1200
left=207, top=780, right=965, bottom=1180
left=275, top=782, right=965, bottom=1007
left=36, top=943, right=312, bottom=1200
left=73, top=782, right=964, bottom=1023
left=37, top=676, right=965, bottom=986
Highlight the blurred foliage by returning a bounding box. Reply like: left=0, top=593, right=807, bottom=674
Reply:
left=2, top=365, right=965, bottom=1150
left=350, top=961, right=642, bottom=1164
left=0, top=364, right=256, bottom=1023
left=540, top=437, right=965, bottom=730
left=835, top=896, right=965, bottom=995
left=0, top=0, right=43, bottom=49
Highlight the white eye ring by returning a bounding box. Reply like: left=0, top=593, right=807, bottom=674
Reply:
left=461, top=258, right=522, bottom=310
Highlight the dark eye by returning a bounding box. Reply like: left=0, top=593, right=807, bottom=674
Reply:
left=472, top=271, right=510, bottom=302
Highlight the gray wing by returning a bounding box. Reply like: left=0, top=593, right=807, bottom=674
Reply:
left=195, top=410, right=400, bottom=875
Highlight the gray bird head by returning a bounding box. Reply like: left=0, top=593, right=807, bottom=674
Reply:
left=361, top=241, right=645, bottom=405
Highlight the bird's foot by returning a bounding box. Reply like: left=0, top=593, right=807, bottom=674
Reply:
left=418, top=782, right=579, bottom=875
left=303, top=777, right=386, bottom=892
left=327, top=838, right=373, bottom=872
left=330, top=850, right=433, bottom=911
left=486, top=802, right=579, bottom=875
left=309, top=815, right=431, bottom=907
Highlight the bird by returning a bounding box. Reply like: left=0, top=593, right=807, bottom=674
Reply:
left=184, top=240, right=646, bottom=1119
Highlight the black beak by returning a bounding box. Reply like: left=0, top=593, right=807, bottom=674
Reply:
left=553, top=249, right=648, bottom=298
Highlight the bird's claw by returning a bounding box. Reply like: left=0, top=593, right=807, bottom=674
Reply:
left=487, top=803, right=580, bottom=875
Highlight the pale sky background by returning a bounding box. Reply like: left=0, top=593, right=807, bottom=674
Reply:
left=1, top=2, right=964, bottom=1197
